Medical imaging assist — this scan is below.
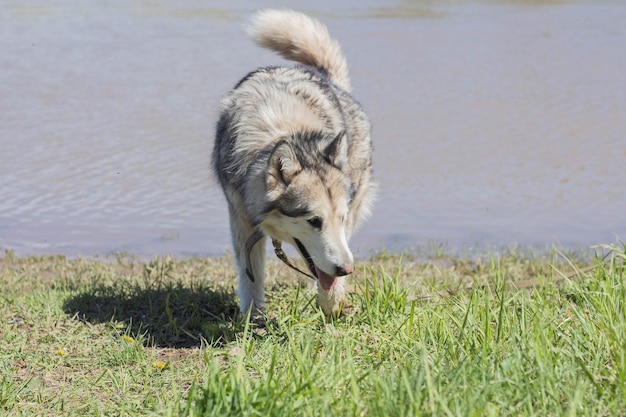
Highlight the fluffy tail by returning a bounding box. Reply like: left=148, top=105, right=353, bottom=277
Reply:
left=247, top=9, right=351, bottom=92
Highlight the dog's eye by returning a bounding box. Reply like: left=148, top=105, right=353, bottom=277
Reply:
left=307, top=217, right=323, bottom=230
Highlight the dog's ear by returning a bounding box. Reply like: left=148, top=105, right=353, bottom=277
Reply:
left=323, top=130, right=348, bottom=170
left=268, top=141, right=301, bottom=188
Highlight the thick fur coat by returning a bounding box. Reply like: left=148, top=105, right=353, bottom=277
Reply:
left=213, top=9, right=375, bottom=316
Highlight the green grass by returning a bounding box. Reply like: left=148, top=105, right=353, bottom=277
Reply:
left=1, top=244, right=625, bottom=416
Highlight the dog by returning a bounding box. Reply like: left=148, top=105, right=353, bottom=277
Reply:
left=212, top=9, right=375, bottom=316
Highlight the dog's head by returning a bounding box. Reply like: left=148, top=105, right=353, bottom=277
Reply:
left=260, top=131, right=355, bottom=290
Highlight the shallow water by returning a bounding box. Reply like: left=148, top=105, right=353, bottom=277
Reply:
left=1, top=0, right=625, bottom=258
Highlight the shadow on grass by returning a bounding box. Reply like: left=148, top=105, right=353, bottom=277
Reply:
left=63, top=259, right=240, bottom=349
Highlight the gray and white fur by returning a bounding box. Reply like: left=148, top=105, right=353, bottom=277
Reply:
left=212, top=9, right=375, bottom=316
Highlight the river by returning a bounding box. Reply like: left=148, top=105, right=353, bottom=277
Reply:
left=1, top=0, right=625, bottom=257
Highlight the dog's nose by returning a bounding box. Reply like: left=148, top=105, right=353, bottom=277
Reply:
left=335, top=264, right=354, bottom=276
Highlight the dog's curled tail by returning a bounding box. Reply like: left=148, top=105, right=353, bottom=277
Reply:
left=247, top=9, right=351, bottom=92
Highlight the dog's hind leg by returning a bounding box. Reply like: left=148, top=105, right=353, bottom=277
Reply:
left=228, top=205, right=266, bottom=316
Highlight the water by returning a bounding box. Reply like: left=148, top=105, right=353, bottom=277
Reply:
left=1, top=0, right=625, bottom=258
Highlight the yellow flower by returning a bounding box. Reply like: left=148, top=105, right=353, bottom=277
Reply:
left=152, top=361, right=166, bottom=370
left=121, top=335, right=135, bottom=343
left=56, top=348, right=66, bottom=356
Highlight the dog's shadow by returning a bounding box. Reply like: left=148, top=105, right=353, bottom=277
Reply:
left=63, top=261, right=240, bottom=348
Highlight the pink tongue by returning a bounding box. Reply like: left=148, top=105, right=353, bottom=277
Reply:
left=315, top=266, right=337, bottom=290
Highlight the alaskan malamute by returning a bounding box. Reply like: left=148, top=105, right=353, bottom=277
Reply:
left=213, top=9, right=375, bottom=316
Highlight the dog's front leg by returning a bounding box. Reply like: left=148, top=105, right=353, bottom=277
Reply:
left=317, top=276, right=347, bottom=316
left=228, top=206, right=266, bottom=316
left=238, top=232, right=266, bottom=317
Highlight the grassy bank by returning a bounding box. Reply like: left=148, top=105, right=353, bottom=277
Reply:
left=1, top=245, right=625, bottom=416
